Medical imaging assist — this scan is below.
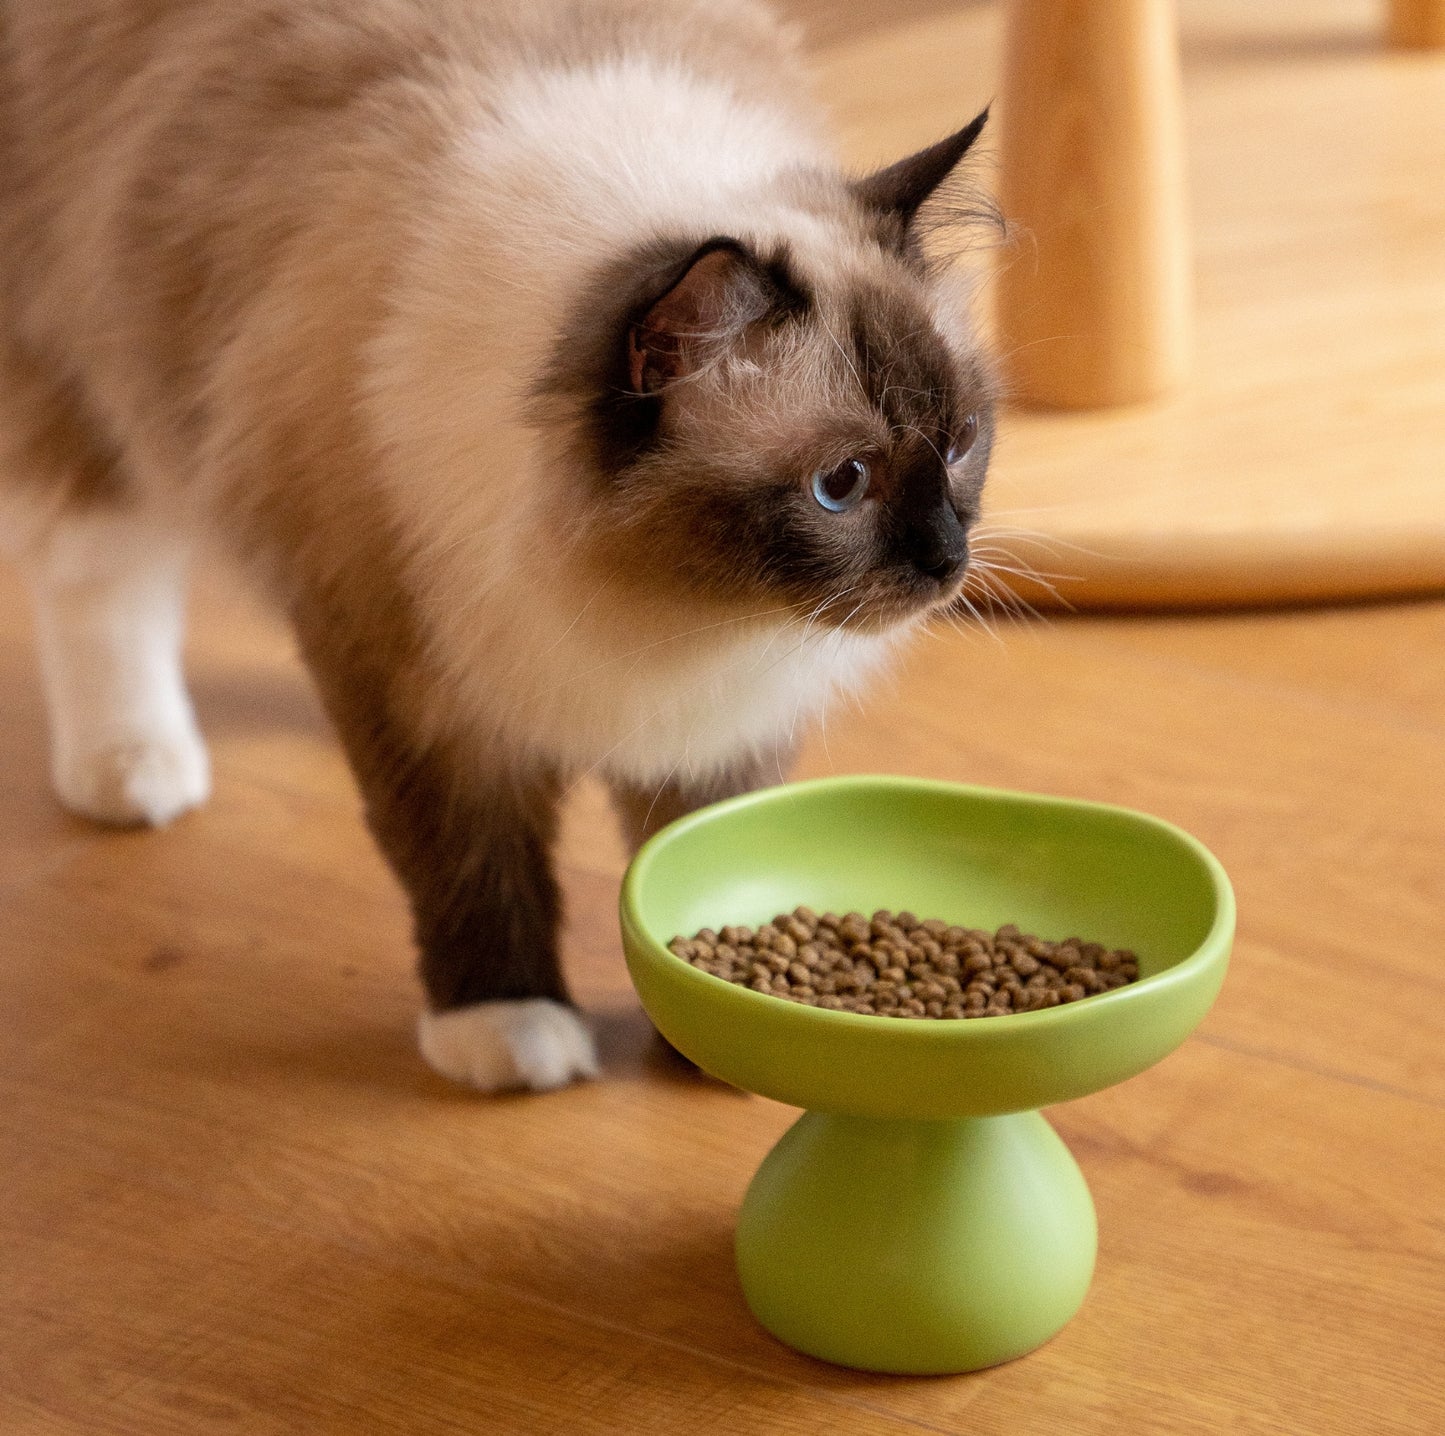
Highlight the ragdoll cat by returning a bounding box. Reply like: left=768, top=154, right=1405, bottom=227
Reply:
left=0, top=0, right=997, bottom=1092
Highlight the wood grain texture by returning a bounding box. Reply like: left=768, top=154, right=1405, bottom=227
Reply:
left=812, top=0, right=1445, bottom=609
left=3, top=554, right=1444, bottom=1434
left=996, top=0, right=1193, bottom=407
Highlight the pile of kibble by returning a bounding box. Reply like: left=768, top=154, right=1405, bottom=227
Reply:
left=668, top=908, right=1139, bottom=1019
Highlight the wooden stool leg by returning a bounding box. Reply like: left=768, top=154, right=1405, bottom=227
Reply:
left=996, top=0, right=1191, bottom=409
left=1388, top=0, right=1445, bottom=47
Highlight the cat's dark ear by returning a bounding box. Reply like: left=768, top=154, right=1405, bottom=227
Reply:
left=852, top=107, right=989, bottom=242
left=627, top=239, right=779, bottom=394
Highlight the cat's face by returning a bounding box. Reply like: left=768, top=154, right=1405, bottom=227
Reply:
left=543, top=115, right=996, bottom=634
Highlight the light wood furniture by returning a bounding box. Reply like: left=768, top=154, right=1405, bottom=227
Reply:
left=817, top=0, right=1445, bottom=609
left=997, top=0, right=1193, bottom=408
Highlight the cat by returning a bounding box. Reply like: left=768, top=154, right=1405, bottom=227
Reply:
left=0, top=0, right=997, bottom=1092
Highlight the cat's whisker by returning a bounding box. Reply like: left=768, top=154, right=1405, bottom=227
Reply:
left=639, top=757, right=684, bottom=839
left=948, top=583, right=1005, bottom=647
left=968, top=546, right=1076, bottom=587
left=538, top=580, right=609, bottom=657
left=963, top=560, right=1058, bottom=625
left=972, top=519, right=1097, bottom=554
left=897, top=421, right=948, bottom=469
left=819, top=313, right=869, bottom=406
left=969, top=551, right=1074, bottom=606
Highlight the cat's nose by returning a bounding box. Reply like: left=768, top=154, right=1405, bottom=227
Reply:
left=909, top=505, right=968, bottom=584
left=917, top=549, right=966, bottom=583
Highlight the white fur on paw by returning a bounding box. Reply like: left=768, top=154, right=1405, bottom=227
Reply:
left=418, top=1000, right=599, bottom=1093
left=53, top=731, right=211, bottom=828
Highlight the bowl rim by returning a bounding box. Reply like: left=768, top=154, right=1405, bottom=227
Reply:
left=619, top=773, right=1236, bottom=1037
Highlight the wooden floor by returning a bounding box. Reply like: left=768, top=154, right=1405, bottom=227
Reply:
left=4, top=3, right=1445, bottom=1434
left=4, top=582, right=1444, bottom=1434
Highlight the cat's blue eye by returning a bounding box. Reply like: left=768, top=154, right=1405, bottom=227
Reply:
left=946, top=414, right=980, bottom=466
left=812, top=458, right=870, bottom=513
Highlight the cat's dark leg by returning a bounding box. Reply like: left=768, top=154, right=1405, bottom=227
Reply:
left=291, top=611, right=596, bottom=1092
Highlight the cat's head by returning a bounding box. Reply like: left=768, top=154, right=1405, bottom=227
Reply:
left=540, top=111, right=997, bottom=635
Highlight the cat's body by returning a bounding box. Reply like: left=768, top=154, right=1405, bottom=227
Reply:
left=0, top=0, right=996, bottom=1091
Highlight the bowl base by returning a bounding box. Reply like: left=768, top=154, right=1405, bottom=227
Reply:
left=736, top=1109, right=1097, bottom=1374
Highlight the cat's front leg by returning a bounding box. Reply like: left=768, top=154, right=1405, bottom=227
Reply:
left=400, top=756, right=598, bottom=1092
left=404, top=761, right=599, bottom=1094
left=296, top=627, right=596, bottom=1093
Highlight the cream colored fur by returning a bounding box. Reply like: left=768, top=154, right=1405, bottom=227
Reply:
left=367, top=55, right=917, bottom=785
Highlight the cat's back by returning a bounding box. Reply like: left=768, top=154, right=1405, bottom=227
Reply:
left=0, top=0, right=810, bottom=369
left=0, top=0, right=815, bottom=517
left=0, top=0, right=803, bottom=210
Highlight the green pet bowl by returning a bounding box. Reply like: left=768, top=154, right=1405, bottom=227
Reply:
left=620, top=775, right=1234, bottom=1375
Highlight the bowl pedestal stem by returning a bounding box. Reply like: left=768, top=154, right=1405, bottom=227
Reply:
left=735, top=1109, right=1098, bottom=1374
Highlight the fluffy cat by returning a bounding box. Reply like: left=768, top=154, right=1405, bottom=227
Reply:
left=0, top=0, right=997, bottom=1091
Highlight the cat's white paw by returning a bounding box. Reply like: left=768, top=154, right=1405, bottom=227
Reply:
left=417, top=999, right=599, bottom=1093
left=53, top=730, right=211, bottom=828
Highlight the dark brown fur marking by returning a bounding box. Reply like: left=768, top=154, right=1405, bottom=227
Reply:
left=291, top=585, right=571, bottom=1013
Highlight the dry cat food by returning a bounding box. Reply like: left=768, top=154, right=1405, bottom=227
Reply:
left=668, top=909, right=1139, bottom=1018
